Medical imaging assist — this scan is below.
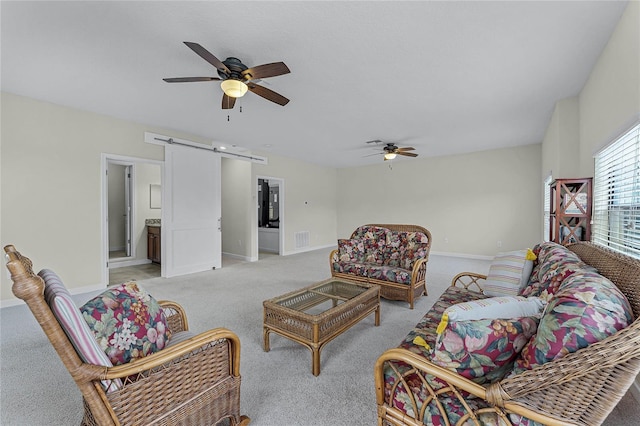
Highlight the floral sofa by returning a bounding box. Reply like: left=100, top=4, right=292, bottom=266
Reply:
left=329, top=224, right=432, bottom=309
left=375, top=241, right=640, bottom=426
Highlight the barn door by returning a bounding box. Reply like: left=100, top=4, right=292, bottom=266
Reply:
left=162, top=143, right=221, bottom=277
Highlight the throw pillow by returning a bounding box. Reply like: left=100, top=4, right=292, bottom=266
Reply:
left=437, top=296, right=545, bottom=335
left=80, top=281, right=171, bottom=366
left=337, top=239, right=364, bottom=263
left=39, top=269, right=120, bottom=392
left=483, top=249, right=536, bottom=297
left=513, top=270, right=634, bottom=373
left=431, top=316, right=539, bottom=385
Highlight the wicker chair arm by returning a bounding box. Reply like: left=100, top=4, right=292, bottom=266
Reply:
left=329, top=249, right=338, bottom=266
left=100, top=327, right=241, bottom=380
left=375, top=348, right=576, bottom=426
left=451, top=272, right=487, bottom=293
left=411, top=257, right=428, bottom=284
left=158, top=300, right=189, bottom=332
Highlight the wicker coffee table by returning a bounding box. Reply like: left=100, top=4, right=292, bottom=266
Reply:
left=263, top=279, right=380, bottom=376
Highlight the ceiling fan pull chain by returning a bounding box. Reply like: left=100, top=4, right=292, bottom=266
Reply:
left=227, top=114, right=230, bottom=122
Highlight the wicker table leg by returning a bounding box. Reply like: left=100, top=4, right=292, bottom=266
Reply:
left=312, top=346, right=321, bottom=376
left=263, top=327, right=271, bottom=352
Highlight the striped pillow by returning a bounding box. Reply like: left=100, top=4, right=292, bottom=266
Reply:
left=39, top=269, right=120, bottom=392
left=484, top=249, right=536, bottom=297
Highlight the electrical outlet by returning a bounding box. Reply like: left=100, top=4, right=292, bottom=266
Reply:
left=444, top=237, right=449, bottom=243
left=497, top=240, right=502, bottom=248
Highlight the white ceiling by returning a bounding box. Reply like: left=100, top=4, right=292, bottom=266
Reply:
left=1, top=1, right=628, bottom=168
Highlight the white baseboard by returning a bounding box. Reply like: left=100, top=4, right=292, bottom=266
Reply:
left=430, top=250, right=493, bottom=261
left=108, top=258, right=152, bottom=269
left=1, top=282, right=105, bottom=309
left=222, top=252, right=252, bottom=262
left=282, top=243, right=336, bottom=256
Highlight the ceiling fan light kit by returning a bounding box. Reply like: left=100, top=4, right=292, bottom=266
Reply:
left=220, top=79, right=248, bottom=98
left=384, top=153, right=397, bottom=160
left=163, top=42, right=290, bottom=110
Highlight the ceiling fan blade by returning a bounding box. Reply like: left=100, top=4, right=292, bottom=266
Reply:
left=396, top=151, right=418, bottom=157
left=163, top=77, right=221, bottom=83
left=184, top=41, right=230, bottom=74
left=396, top=147, right=416, bottom=151
left=242, top=62, right=290, bottom=80
left=247, top=83, right=289, bottom=106
left=363, top=152, right=384, bottom=157
left=222, top=93, right=236, bottom=109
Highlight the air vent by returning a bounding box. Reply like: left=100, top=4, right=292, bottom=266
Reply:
left=295, top=231, right=310, bottom=249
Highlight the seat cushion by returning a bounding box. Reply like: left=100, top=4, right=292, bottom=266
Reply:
left=80, top=281, right=171, bottom=366
left=366, top=265, right=411, bottom=284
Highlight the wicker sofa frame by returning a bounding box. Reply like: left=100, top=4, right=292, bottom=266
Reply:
left=374, top=242, right=640, bottom=426
left=4, top=244, right=250, bottom=426
left=330, top=224, right=432, bottom=309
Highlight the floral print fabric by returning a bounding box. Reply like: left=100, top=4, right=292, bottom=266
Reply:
left=81, top=282, right=171, bottom=366
left=432, top=317, right=539, bottom=385
left=514, top=270, right=633, bottom=372
left=333, top=227, right=429, bottom=284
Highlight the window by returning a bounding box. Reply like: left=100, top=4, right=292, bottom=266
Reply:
left=592, top=123, right=640, bottom=258
left=543, top=175, right=552, bottom=242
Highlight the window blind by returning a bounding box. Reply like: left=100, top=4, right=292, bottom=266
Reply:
left=543, top=175, right=552, bottom=242
left=593, top=123, right=640, bottom=258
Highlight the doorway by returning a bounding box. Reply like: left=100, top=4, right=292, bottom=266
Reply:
left=101, top=154, right=162, bottom=285
left=257, top=176, right=284, bottom=258
left=107, top=161, right=133, bottom=259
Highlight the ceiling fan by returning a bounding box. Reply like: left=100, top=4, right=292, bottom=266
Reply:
left=365, top=140, right=418, bottom=161
left=163, top=42, right=290, bottom=110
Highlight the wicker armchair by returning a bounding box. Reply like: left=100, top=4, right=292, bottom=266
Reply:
left=4, top=245, right=250, bottom=426
left=375, top=242, right=640, bottom=425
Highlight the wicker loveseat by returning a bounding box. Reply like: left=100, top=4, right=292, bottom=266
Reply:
left=375, top=241, right=640, bottom=426
left=330, top=224, right=432, bottom=309
left=4, top=245, right=250, bottom=426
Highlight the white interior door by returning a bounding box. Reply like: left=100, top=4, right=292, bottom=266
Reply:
left=124, top=165, right=132, bottom=257
left=163, top=143, right=221, bottom=277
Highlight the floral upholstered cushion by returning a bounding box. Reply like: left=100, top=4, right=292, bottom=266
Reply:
left=514, top=270, right=634, bottom=372
left=432, top=316, right=539, bottom=385
left=81, top=282, right=171, bottom=366
left=351, top=225, right=389, bottom=242
left=337, top=239, right=364, bottom=263
left=399, top=286, right=487, bottom=357
left=366, top=265, right=412, bottom=284
left=519, top=242, right=595, bottom=300
left=483, top=249, right=536, bottom=297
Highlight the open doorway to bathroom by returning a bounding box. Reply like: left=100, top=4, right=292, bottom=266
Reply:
left=257, top=177, right=284, bottom=259
left=102, top=155, right=162, bottom=285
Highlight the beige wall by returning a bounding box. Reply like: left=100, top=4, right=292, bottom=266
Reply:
left=579, top=0, right=640, bottom=177
left=541, top=97, right=580, bottom=180
left=337, top=144, right=542, bottom=256
left=0, top=92, right=208, bottom=302
left=251, top=152, right=338, bottom=257
left=544, top=2, right=640, bottom=179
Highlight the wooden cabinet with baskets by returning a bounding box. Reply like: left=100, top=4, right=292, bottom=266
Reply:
left=549, top=178, right=592, bottom=244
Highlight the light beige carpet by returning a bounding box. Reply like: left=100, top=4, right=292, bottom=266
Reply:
left=1, top=248, right=637, bottom=425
